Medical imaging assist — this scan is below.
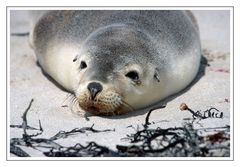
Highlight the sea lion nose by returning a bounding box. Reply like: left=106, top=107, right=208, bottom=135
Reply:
left=87, top=82, right=103, bottom=100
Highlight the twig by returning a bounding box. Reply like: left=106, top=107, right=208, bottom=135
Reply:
left=22, top=99, right=34, bottom=137
left=180, top=103, right=223, bottom=119
left=10, top=144, right=30, bottom=157
left=11, top=32, right=30, bottom=36
left=180, top=103, right=205, bottom=119
left=145, top=105, right=166, bottom=126
left=10, top=125, right=39, bottom=130
left=50, top=124, right=114, bottom=141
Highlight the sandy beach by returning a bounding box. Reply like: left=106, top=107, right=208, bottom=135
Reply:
left=9, top=10, right=230, bottom=158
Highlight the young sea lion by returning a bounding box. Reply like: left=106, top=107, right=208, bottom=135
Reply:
left=30, top=10, right=201, bottom=115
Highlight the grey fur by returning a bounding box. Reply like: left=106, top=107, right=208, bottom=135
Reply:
left=31, top=10, right=201, bottom=113
left=33, top=10, right=200, bottom=81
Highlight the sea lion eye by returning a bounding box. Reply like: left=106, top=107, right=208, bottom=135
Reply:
left=80, top=61, right=87, bottom=69
left=125, top=71, right=139, bottom=81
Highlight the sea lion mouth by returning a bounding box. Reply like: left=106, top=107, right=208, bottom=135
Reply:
left=77, top=91, right=134, bottom=116
left=79, top=97, right=121, bottom=116
left=81, top=103, right=119, bottom=116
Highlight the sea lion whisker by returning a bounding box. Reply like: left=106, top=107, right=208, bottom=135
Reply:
left=69, top=95, right=79, bottom=112
left=61, top=93, right=73, bottom=106
left=121, top=100, right=135, bottom=112
left=67, top=94, right=75, bottom=103
left=73, top=97, right=79, bottom=107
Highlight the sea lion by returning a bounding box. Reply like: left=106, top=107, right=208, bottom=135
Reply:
left=30, top=10, right=201, bottom=116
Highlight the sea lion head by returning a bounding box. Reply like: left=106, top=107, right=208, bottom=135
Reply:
left=74, top=24, right=163, bottom=116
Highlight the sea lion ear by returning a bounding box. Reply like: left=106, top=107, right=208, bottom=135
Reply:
left=154, top=68, right=160, bottom=82
left=73, top=55, right=78, bottom=62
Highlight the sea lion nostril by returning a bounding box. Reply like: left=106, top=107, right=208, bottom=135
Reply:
left=87, top=82, right=103, bottom=100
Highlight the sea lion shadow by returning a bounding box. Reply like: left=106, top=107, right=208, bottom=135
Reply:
left=104, top=55, right=209, bottom=120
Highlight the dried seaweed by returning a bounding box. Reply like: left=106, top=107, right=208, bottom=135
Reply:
left=10, top=144, right=30, bottom=157
left=11, top=32, right=30, bottom=36
left=50, top=124, right=114, bottom=141
left=180, top=103, right=223, bottom=119
left=10, top=99, right=115, bottom=157
left=145, top=105, right=166, bottom=126
left=44, top=142, right=118, bottom=157
left=10, top=100, right=230, bottom=157
left=118, top=123, right=229, bottom=157
left=10, top=124, right=39, bottom=130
